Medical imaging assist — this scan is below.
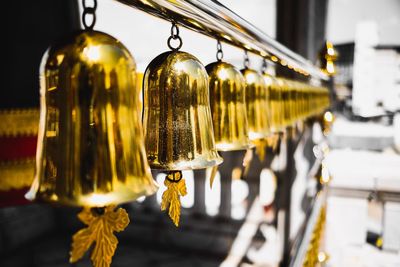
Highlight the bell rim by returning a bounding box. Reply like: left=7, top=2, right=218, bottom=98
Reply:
left=216, top=142, right=255, bottom=152
left=26, top=177, right=159, bottom=207
left=148, top=157, right=223, bottom=171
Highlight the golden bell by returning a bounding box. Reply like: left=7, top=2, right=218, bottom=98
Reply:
left=262, top=72, right=281, bottom=133
left=206, top=61, right=252, bottom=151
left=241, top=68, right=270, bottom=142
left=143, top=51, right=223, bottom=170
left=26, top=30, right=158, bottom=207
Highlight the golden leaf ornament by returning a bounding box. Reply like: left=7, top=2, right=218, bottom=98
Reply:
left=70, top=205, right=130, bottom=267
left=161, top=171, right=187, bottom=227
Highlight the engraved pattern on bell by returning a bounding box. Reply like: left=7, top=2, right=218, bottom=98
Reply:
left=143, top=51, right=223, bottom=170
left=241, top=68, right=270, bottom=142
left=206, top=61, right=252, bottom=151
left=27, top=30, right=158, bottom=207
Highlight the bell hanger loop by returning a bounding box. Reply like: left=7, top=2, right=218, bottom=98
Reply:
left=82, top=0, right=97, bottom=30
left=261, top=59, right=268, bottom=74
left=216, top=40, right=224, bottom=61
left=167, top=22, right=183, bottom=51
left=244, top=50, right=250, bottom=69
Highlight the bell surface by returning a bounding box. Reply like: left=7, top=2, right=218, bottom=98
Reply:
left=206, top=61, right=252, bottom=151
left=143, top=51, right=223, bottom=170
left=241, top=68, right=270, bottom=142
left=27, top=30, right=158, bottom=207
left=264, top=73, right=284, bottom=133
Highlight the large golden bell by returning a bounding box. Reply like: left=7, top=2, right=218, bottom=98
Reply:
left=241, top=68, right=270, bottom=142
left=26, top=30, right=158, bottom=207
left=206, top=61, right=252, bottom=151
left=143, top=51, right=223, bottom=170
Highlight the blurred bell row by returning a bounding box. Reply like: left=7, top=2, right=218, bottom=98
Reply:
left=0, top=28, right=330, bottom=209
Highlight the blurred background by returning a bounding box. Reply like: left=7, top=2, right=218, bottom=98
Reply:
left=1, top=0, right=400, bottom=267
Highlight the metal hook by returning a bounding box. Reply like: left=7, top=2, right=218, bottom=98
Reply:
left=216, top=40, right=223, bottom=61
left=244, top=50, right=250, bottom=68
left=168, top=22, right=183, bottom=51
left=82, top=0, right=97, bottom=30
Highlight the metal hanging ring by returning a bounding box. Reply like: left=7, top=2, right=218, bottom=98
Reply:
left=168, top=23, right=182, bottom=50
left=244, top=51, right=250, bottom=68
left=82, top=0, right=97, bottom=30
left=166, top=171, right=183, bottom=183
left=216, top=40, right=223, bottom=61
left=216, top=50, right=224, bottom=61
left=82, top=0, right=97, bottom=10
left=170, top=23, right=180, bottom=39
left=82, top=9, right=96, bottom=30
left=261, top=59, right=268, bottom=73
left=168, top=35, right=183, bottom=51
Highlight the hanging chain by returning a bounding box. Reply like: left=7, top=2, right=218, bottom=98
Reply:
left=167, top=22, right=183, bottom=51
left=82, top=0, right=97, bottom=30
left=244, top=50, right=250, bottom=68
left=261, top=59, right=268, bottom=74
left=216, top=40, right=223, bottom=61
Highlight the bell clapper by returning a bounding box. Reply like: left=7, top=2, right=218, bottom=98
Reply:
left=266, top=133, right=280, bottom=152
left=255, top=140, right=267, bottom=162
left=161, top=171, right=187, bottom=227
left=70, top=205, right=130, bottom=267
left=242, top=148, right=254, bottom=177
left=209, top=165, right=219, bottom=188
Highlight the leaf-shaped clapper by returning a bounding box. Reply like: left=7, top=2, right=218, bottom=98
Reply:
left=70, top=205, right=130, bottom=267
left=161, top=171, right=187, bottom=227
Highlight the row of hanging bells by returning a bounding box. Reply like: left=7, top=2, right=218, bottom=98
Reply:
left=26, top=5, right=273, bottom=224
left=23, top=2, right=327, bottom=267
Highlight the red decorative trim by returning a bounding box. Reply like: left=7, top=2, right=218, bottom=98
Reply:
left=0, top=136, right=37, bottom=161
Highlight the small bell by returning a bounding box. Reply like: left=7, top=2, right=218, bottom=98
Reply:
left=206, top=61, right=252, bottom=151
left=26, top=30, right=158, bottom=207
left=241, top=68, right=270, bottom=142
left=143, top=51, right=222, bottom=170
left=143, top=25, right=222, bottom=225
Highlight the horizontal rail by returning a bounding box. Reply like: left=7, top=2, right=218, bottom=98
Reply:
left=114, top=0, right=329, bottom=81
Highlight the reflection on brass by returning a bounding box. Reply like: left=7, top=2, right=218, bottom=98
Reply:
left=206, top=61, right=252, bottom=151
left=143, top=51, right=223, bottom=170
left=27, top=30, right=158, bottom=207
left=241, top=68, right=270, bottom=142
left=263, top=73, right=282, bottom=133
left=70, top=205, right=130, bottom=267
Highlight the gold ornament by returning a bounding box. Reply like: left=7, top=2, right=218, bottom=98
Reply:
left=161, top=171, right=187, bottom=227
left=143, top=24, right=222, bottom=226
left=26, top=30, right=158, bottom=207
left=70, top=205, right=130, bottom=267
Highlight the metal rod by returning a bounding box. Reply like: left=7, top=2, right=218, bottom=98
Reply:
left=114, top=0, right=329, bottom=81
